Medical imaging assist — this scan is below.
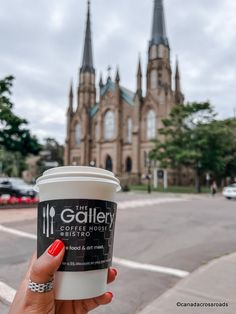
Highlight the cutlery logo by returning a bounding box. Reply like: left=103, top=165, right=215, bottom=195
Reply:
left=43, top=204, right=55, bottom=238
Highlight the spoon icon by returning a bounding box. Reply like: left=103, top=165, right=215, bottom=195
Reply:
left=49, top=207, right=55, bottom=235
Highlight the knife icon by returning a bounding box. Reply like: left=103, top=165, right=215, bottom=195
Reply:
left=43, top=207, right=46, bottom=235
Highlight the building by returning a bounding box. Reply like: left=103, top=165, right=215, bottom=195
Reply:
left=65, top=0, right=184, bottom=184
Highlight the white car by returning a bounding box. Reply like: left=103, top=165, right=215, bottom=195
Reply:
left=223, top=183, right=236, bottom=199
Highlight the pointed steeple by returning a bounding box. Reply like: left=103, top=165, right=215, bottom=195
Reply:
left=137, top=55, right=142, bottom=94
left=115, top=67, right=120, bottom=83
left=99, top=73, right=104, bottom=88
left=69, top=80, right=73, bottom=98
left=175, top=57, right=181, bottom=92
left=150, top=0, right=169, bottom=48
left=80, top=0, right=95, bottom=73
left=175, top=57, right=180, bottom=80
left=67, top=80, right=74, bottom=114
left=137, top=55, right=142, bottom=76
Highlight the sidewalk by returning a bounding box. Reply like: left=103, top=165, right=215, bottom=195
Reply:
left=139, top=252, right=236, bottom=314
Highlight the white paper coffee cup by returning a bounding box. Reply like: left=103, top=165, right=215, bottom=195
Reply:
left=35, top=166, right=120, bottom=300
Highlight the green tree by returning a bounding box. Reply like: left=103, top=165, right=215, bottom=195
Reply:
left=149, top=102, right=235, bottom=192
left=0, top=76, right=41, bottom=176
left=37, top=138, right=64, bottom=174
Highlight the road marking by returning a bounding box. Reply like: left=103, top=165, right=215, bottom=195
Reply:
left=0, top=225, right=36, bottom=240
left=118, top=198, right=187, bottom=209
left=113, top=257, right=189, bottom=278
left=0, top=224, right=189, bottom=280
left=0, top=281, right=16, bottom=304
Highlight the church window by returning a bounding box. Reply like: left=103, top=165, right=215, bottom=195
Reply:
left=147, top=110, right=156, bottom=139
left=150, top=46, right=157, bottom=59
left=105, top=155, right=113, bottom=172
left=125, top=157, right=132, bottom=173
left=150, top=70, right=158, bottom=89
left=104, top=110, right=115, bottom=140
left=144, top=151, right=147, bottom=168
left=158, top=45, right=164, bottom=58
left=127, top=118, right=132, bottom=143
left=75, top=123, right=81, bottom=145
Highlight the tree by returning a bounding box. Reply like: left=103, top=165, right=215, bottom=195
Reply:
left=0, top=76, right=41, bottom=176
left=0, top=76, right=41, bottom=156
left=37, top=138, right=64, bottom=174
left=149, top=102, right=235, bottom=192
left=216, top=118, right=236, bottom=182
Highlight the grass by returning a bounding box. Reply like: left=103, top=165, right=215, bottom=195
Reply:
left=130, top=185, right=210, bottom=194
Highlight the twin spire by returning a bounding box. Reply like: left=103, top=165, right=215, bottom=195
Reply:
left=80, top=0, right=95, bottom=74
left=79, top=0, right=180, bottom=92
left=150, top=0, right=169, bottom=48
left=80, top=0, right=169, bottom=74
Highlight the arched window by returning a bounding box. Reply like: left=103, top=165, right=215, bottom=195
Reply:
left=95, top=123, right=99, bottom=141
left=127, top=118, right=132, bottom=143
left=150, top=70, right=158, bottom=89
left=104, top=111, right=115, bottom=140
left=105, top=155, right=113, bottom=172
left=75, top=123, right=81, bottom=145
left=147, top=110, right=156, bottom=139
left=125, top=157, right=132, bottom=173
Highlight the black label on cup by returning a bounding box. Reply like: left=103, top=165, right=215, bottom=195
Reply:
left=37, top=199, right=117, bottom=272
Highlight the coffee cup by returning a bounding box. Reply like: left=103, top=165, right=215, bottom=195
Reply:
left=35, top=166, right=120, bottom=300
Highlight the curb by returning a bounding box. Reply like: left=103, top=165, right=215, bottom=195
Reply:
left=138, top=252, right=236, bottom=314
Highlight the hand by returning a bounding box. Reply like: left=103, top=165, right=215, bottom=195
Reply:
left=9, top=240, right=117, bottom=314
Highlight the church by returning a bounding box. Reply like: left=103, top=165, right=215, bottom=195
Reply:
left=64, top=0, right=184, bottom=184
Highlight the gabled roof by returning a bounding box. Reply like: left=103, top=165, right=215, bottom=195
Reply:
left=90, top=103, right=99, bottom=117
left=100, top=78, right=135, bottom=106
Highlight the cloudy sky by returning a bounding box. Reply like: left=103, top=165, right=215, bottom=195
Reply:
left=1, top=0, right=236, bottom=144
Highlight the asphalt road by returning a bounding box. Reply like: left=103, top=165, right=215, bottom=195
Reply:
left=0, top=193, right=236, bottom=314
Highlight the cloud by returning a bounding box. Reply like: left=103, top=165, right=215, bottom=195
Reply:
left=0, top=0, right=236, bottom=144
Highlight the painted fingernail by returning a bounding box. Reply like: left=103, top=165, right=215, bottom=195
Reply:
left=112, top=268, right=118, bottom=276
left=107, top=292, right=113, bottom=298
left=48, top=240, right=65, bottom=256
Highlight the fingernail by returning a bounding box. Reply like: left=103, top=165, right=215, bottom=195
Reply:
left=112, top=268, right=118, bottom=276
left=48, top=240, right=64, bottom=256
left=107, top=292, right=113, bottom=298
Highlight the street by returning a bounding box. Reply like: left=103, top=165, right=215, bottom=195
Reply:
left=0, top=192, right=236, bottom=314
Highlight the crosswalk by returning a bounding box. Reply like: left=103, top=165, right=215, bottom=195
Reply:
left=0, top=196, right=189, bottom=306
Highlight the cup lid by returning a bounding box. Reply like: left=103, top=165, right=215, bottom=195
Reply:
left=36, top=166, right=121, bottom=192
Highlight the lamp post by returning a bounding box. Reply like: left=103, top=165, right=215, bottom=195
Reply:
left=147, top=159, right=152, bottom=194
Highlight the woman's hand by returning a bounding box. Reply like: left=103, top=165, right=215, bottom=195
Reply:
left=9, top=240, right=117, bottom=314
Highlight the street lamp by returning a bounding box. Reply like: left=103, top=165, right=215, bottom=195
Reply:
left=147, top=159, right=152, bottom=194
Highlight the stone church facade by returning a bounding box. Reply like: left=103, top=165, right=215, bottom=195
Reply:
left=65, top=0, right=184, bottom=184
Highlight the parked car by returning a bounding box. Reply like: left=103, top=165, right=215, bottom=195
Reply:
left=222, top=183, right=236, bottom=200
left=0, top=177, right=37, bottom=198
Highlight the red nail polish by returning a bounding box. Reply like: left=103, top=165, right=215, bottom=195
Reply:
left=48, top=240, right=64, bottom=256
left=107, top=292, right=113, bottom=298
left=112, top=268, right=118, bottom=276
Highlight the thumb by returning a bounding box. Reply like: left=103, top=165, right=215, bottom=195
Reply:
left=30, top=239, right=65, bottom=285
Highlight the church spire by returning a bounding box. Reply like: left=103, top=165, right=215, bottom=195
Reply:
left=150, top=0, right=169, bottom=48
left=67, top=80, right=74, bottom=114
left=115, top=67, right=120, bottom=83
left=175, top=57, right=181, bottom=92
left=137, top=55, right=142, bottom=94
left=80, top=0, right=94, bottom=73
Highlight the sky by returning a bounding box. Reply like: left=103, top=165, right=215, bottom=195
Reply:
left=1, top=0, right=236, bottom=144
